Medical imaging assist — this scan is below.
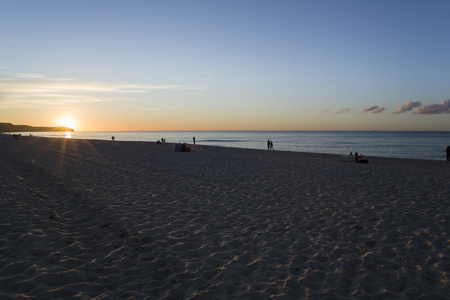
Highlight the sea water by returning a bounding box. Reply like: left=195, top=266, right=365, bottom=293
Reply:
left=10, top=131, right=450, bottom=161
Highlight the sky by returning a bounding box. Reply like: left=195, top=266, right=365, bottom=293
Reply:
left=1, top=0, right=449, bottom=131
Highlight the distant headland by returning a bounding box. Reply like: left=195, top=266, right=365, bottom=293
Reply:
left=0, top=123, right=74, bottom=132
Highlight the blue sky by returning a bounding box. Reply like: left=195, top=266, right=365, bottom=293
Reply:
left=1, top=0, right=449, bottom=131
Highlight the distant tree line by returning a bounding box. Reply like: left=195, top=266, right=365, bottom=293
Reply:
left=0, top=122, right=74, bottom=132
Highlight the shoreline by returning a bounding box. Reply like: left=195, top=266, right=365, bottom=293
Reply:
left=1, top=135, right=449, bottom=298
left=2, top=133, right=448, bottom=163
left=2, top=131, right=449, bottom=161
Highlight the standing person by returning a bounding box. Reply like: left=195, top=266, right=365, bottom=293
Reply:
left=193, top=137, right=196, bottom=145
left=267, top=139, right=270, bottom=150
left=446, top=146, right=450, bottom=161
left=270, top=140, right=274, bottom=150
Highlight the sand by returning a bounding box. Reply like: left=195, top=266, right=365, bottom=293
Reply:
left=0, top=134, right=449, bottom=299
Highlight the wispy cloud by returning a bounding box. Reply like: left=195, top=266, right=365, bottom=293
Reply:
left=0, top=80, right=180, bottom=93
left=393, top=100, right=422, bottom=114
left=363, top=105, right=387, bottom=114
left=336, top=108, right=350, bottom=114
left=0, top=75, right=183, bottom=106
left=15, top=73, right=44, bottom=79
left=414, top=99, right=450, bottom=115
left=322, top=109, right=330, bottom=113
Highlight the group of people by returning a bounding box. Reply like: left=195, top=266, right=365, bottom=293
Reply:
left=174, top=143, right=191, bottom=152
left=157, top=138, right=166, bottom=144
left=349, top=152, right=369, bottom=164
left=267, top=139, right=274, bottom=150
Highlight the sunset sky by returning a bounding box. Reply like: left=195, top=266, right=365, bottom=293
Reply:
left=1, top=0, right=449, bottom=131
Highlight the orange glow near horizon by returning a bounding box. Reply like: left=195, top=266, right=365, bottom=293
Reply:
left=57, top=116, right=77, bottom=130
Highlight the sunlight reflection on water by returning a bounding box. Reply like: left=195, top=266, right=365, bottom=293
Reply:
left=65, top=131, right=72, bottom=138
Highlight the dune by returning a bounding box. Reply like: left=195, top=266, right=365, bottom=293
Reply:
left=0, top=134, right=449, bottom=299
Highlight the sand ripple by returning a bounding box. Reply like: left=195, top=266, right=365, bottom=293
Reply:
left=1, top=135, right=449, bottom=299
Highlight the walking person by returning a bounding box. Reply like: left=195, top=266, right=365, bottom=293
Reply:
left=446, top=146, right=450, bottom=161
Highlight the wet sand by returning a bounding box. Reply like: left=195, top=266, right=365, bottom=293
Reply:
left=1, top=135, right=449, bottom=299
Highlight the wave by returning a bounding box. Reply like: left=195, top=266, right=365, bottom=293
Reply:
left=335, top=141, right=355, bottom=145
left=202, top=139, right=245, bottom=143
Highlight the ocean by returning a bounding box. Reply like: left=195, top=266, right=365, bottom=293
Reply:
left=9, top=131, right=450, bottom=161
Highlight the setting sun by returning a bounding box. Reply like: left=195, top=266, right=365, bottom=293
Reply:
left=57, top=116, right=77, bottom=130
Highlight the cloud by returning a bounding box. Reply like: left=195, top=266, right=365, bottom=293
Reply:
left=0, top=80, right=179, bottom=93
left=336, top=108, right=350, bottom=114
left=15, top=73, right=44, bottom=79
left=322, top=109, right=330, bottom=113
left=393, top=100, right=422, bottom=114
left=0, top=75, right=183, bottom=106
left=363, top=105, right=387, bottom=114
left=414, top=99, right=450, bottom=115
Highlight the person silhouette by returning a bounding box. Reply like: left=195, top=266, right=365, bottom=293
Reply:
left=446, top=146, right=450, bottom=161
left=355, top=152, right=362, bottom=163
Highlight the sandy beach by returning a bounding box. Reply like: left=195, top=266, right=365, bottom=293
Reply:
left=0, top=134, right=449, bottom=299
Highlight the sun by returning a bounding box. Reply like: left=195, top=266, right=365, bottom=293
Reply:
left=57, top=116, right=77, bottom=130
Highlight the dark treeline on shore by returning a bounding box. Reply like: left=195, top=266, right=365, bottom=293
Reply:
left=0, top=122, right=74, bottom=132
